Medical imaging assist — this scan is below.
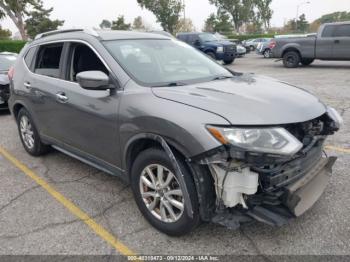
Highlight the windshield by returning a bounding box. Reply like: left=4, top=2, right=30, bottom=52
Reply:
left=198, top=33, right=218, bottom=42
left=0, top=55, right=17, bottom=71
left=103, top=39, right=231, bottom=86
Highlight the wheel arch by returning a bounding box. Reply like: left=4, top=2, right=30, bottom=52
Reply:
left=282, top=46, right=302, bottom=58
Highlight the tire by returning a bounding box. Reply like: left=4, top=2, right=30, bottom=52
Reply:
left=283, top=51, right=301, bottom=68
left=301, top=59, right=314, bottom=66
left=250, top=45, right=255, bottom=51
left=130, top=148, right=200, bottom=236
left=223, top=58, right=235, bottom=65
left=17, top=108, right=49, bottom=156
left=263, top=49, right=271, bottom=58
left=206, top=51, right=216, bottom=60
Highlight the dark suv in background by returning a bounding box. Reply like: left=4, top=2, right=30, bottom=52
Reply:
left=177, top=32, right=236, bottom=64
left=8, top=29, right=342, bottom=236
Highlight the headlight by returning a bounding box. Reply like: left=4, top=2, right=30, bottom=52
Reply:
left=217, top=46, right=224, bottom=53
left=327, top=107, right=343, bottom=129
left=207, top=126, right=303, bottom=156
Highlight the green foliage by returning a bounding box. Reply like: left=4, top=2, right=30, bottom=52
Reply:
left=137, top=0, right=183, bottom=34
left=100, top=19, right=112, bottom=29
left=0, top=40, right=27, bottom=53
left=0, top=26, right=11, bottom=39
left=254, top=0, right=273, bottom=30
left=204, top=10, right=233, bottom=34
left=315, top=12, right=350, bottom=24
left=111, top=15, right=131, bottom=30
left=25, top=2, right=64, bottom=39
left=297, top=14, right=309, bottom=33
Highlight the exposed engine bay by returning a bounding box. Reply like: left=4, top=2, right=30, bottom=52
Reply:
left=189, top=110, right=341, bottom=228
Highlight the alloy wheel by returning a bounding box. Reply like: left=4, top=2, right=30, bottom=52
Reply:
left=139, top=164, right=184, bottom=223
left=20, top=115, right=35, bottom=149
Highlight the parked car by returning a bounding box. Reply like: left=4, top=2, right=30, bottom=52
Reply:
left=177, top=32, right=236, bottom=64
left=236, top=44, right=247, bottom=57
left=272, top=22, right=350, bottom=68
left=9, top=29, right=342, bottom=236
left=0, top=52, right=17, bottom=109
left=242, top=38, right=270, bottom=51
left=256, top=38, right=274, bottom=58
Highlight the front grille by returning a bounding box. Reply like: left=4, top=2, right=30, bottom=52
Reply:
left=0, top=84, right=10, bottom=102
left=225, top=45, right=235, bottom=52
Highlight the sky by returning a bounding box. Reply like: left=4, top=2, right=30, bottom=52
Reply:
left=1, top=0, right=350, bottom=35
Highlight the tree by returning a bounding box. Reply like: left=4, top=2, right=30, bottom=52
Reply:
left=0, top=0, right=41, bottom=40
left=315, top=11, right=350, bottom=24
left=132, top=16, right=146, bottom=31
left=0, top=25, right=11, bottom=39
left=137, top=0, right=183, bottom=34
left=25, top=2, right=64, bottom=39
left=203, top=13, right=216, bottom=32
left=111, top=15, right=131, bottom=30
left=254, top=0, right=273, bottom=31
left=100, top=19, right=112, bottom=29
left=209, top=0, right=254, bottom=32
left=297, top=13, right=309, bottom=33
left=174, top=18, right=195, bottom=34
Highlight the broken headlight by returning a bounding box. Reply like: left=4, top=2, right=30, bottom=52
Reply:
left=207, top=126, right=303, bottom=156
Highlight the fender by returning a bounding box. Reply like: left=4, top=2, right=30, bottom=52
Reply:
left=123, top=133, right=194, bottom=218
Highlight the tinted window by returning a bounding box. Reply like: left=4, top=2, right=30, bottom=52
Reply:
left=24, top=47, right=36, bottom=69
left=104, top=39, right=231, bottom=86
left=35, top=43, right=63, bottom=78
left=322, top=25, right=335, bottom=37
left=334, top=24, right=350, bottom=37
left=67, top=43, right=108, bottom=82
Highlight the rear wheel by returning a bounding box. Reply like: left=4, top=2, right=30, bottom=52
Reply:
left=17, top=108, right=49, bottom=156
left=283, top=51, right=301, bottom=68
left=301, top=59, right=314, bottom=66
left=250, top=45, right=255, bottom=51
left=131, top=148, right=200, bottom=236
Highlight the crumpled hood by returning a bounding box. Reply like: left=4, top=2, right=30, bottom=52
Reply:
left=152, top=74, right=327, bottom=125
left=0, top=73, right=9, bottom=86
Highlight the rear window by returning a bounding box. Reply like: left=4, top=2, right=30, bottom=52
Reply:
left=24, top=47, right=36, bottom=69
left=322, top=25, right=335, bottom=37
left=333, top=24, right=350, bottom=37
left=34, top=43, right=64, bottom=78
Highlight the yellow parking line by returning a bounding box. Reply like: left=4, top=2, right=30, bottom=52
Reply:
left=325, top=145, right=350, bottom=154
left=0, top=146, right=136, bottom=257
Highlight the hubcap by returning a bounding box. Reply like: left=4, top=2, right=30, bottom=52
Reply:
left=20, top=116, right=35, bottom=149
left=139, top=164, right=184, bottom=223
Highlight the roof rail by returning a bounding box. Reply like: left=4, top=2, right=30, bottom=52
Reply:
left=34, top=28, right=99, bottom=40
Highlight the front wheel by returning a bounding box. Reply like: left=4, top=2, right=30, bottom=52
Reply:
left=283, top=51, right=301, bottom=68
left=223, top=58, right=235, bottom=65
left=301, top=59, right=314, bottom=66
left=131, top=148, right=200, bottom=236
left=263, top=49, right=271, bottom=58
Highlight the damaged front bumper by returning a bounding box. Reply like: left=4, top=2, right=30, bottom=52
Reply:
left=189, top=141, right=337, bottom=229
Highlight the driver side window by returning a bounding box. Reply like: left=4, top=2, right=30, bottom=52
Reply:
left=66, top=43, right=109, bottom=82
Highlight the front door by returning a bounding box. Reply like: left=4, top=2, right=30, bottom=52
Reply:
left=332, top=24, right=350, bottom=60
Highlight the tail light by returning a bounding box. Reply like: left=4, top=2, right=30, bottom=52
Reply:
left=268, top=40, right=276, bottom=49
left=8, top=66, right=14, bottom=80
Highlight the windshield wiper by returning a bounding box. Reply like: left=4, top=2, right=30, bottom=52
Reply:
left=152, top=82, right=187, bottom=87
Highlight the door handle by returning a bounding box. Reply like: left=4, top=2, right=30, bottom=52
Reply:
left=55, top=92, right=69, bottom=103
left=24, top=82, right=31, bottom=89
left=334, top=39, right=340, bottom=44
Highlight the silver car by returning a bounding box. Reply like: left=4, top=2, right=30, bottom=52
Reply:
left=0, top=52, right=17, bottom=108
left=9, top=29, right=342, bottom=235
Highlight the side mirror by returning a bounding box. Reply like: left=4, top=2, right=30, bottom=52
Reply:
left=76, top=71, right=111, bottom=91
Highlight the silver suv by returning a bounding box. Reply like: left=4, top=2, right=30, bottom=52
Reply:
left=9, top=29, right=342, bottom=235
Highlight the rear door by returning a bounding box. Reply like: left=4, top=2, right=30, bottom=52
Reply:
left=332, top=24, right=350, bottom=59
left=315, top=25, right=335, bottom=59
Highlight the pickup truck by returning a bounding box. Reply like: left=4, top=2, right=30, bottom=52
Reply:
left=272, top=22, right=350, bottom=68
